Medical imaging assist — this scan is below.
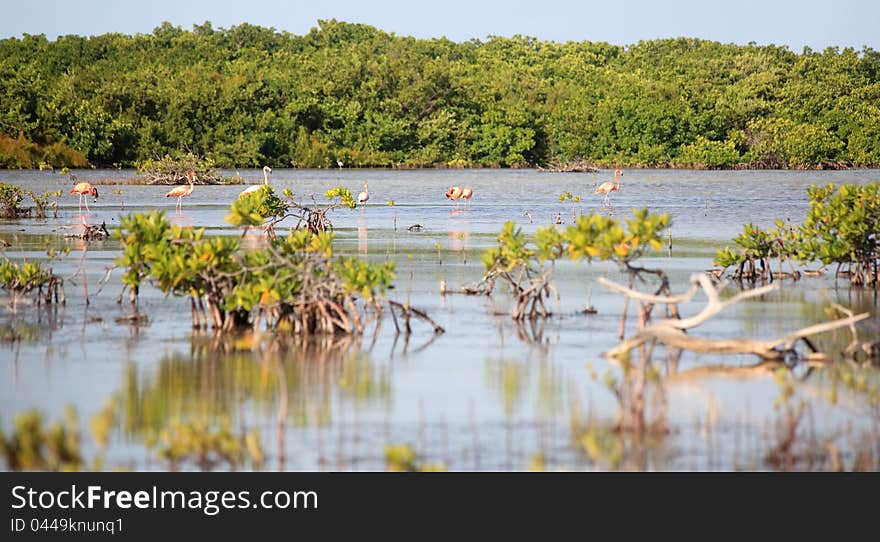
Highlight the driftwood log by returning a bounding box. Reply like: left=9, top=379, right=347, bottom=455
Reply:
left=600, top=273, right=871, bottom=361
left=62, top=222, right=110, bottom=241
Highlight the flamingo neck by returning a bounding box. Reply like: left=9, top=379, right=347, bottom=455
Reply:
left=263, top=170, right=269, bottom=185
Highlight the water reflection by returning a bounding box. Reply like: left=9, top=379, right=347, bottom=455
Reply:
left=169, top=213, right=194, bottom=228
left=117, top=333, right=390, bottom=439
left=357, top=215, right=368, bottom=256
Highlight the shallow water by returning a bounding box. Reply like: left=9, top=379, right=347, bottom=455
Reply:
left=1, top=168, right=878, bottom=471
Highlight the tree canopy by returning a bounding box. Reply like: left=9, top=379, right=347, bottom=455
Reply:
left=1, top=20, right=878, bottom=169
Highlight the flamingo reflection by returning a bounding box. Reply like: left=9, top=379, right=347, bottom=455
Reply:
left=358, top=215, right=368, bottom=256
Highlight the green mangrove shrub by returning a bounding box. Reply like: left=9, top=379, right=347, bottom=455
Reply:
left=137, top=151, right=227, bottom=185
left=714, top=221, right=798, bottom=281
left=116, top=209, right=396, bottom=333
left=0, top=257, right=64, bottom=308
left=476, top=207, right=671, bottom=320
left=0, top=183, right=28, bottom=218
left=796, top=183, right=879, bottom=286
left=0, top=184, right=61, bottom=218
left=475, top=220, right=558, bottom=319
left=30, top=190, right=61, bottom=219
left=716, top=183, right=879, bottom=287
left=225, top=185, right=356, bottom=237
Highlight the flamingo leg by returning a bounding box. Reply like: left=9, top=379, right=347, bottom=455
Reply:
left=84, top=194, right=90, bottom=213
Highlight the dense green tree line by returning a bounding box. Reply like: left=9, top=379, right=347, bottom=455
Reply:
left=1, top=20, right=878, bottom=169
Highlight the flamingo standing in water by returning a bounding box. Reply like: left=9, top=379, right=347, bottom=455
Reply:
left=445, top=186, right=463, bottom=208
left=165, top=171, right=197, bottom=211
left=70, top=177, right=99, bottom=212
left=595, top=168, right=622, bottom=206
left=460, top=187, right=473, bottom=208
left=357, top=181, right=370, bottom=207
left=239, top=166, right=272, bottom=198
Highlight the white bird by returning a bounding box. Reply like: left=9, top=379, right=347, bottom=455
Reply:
left=357, top=181, right=369, bottom=207
left=337, top=160, right=344, bottom=169
left=239, top=165, right=272, bottom=198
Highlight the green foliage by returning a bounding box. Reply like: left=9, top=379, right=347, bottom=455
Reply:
left=324, top=186, right=356, bottom=209
left=116, top=210, right=175, bottom=294
left=479, top=208, right=668, bottom=319
left=1, top=23, right=877, bottom=168
left=716, top=183, right=879, bottom=286
left=116, top=208, right=397, bottom=332
left=558, top=191, right=581, bottom=203
left=224, top=185, right=354, bottom=233
left=713, top=222, right=795, bottom=280
left=0, top=184, right=60, bottom=218
left=563, top=208, right=669, bottom=266
left=483, top=208, right=668, bottom=273
left=679, top=136, right=742, bottom=168
left=713, top=246, right=746, bottom=269
left=738, top=117, right=845, bottom=168
left=154, top=418, right=261, bottom=471
left=334, top=257, right=395, bottom=301
left=534, top=225, right=566, bottom=263
left=384, top=443, right=446, bottom=472
left=796, top=183, right=880, bottom=285
left=0, top=407, right=83, bottom=471
left=30, top=190, right=61, bottom=218
left=385, top=443, right=417, bottom=472
left=0, top=134, right=89, bottom=169
left=0, top=257, right=62, bottom=306
left=715, top=223, right=782, bottom=265
left=225, top=186, right=288, bottom=227
left=0, top=259, right=52, bottom=293
left=0, top=183, right=28, bottom=217
left=481, top=221, right=534, bottom=273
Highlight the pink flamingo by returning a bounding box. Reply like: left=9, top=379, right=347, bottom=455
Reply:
left=165, top=171, right=196, bottom=211
left=460, top=187, right=473, bottom=208
left=595, top=168, right=622, bottom=206
left=445, top=186, right=463, bottom=208
left=70, top=179, right=99, bottom=212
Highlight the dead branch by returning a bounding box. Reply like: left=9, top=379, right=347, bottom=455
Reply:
left=388, top=300, right=445, bottom=334
left=602, top=273, right=777, bottom=331
left=603, top=273, right=871, bottom=361
left=598, top=276, right=700, bottom=305
left=537, top=157, right=600, bottom=173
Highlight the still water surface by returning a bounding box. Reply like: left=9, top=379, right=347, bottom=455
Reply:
left=1, top=168, right=878, bottom=471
